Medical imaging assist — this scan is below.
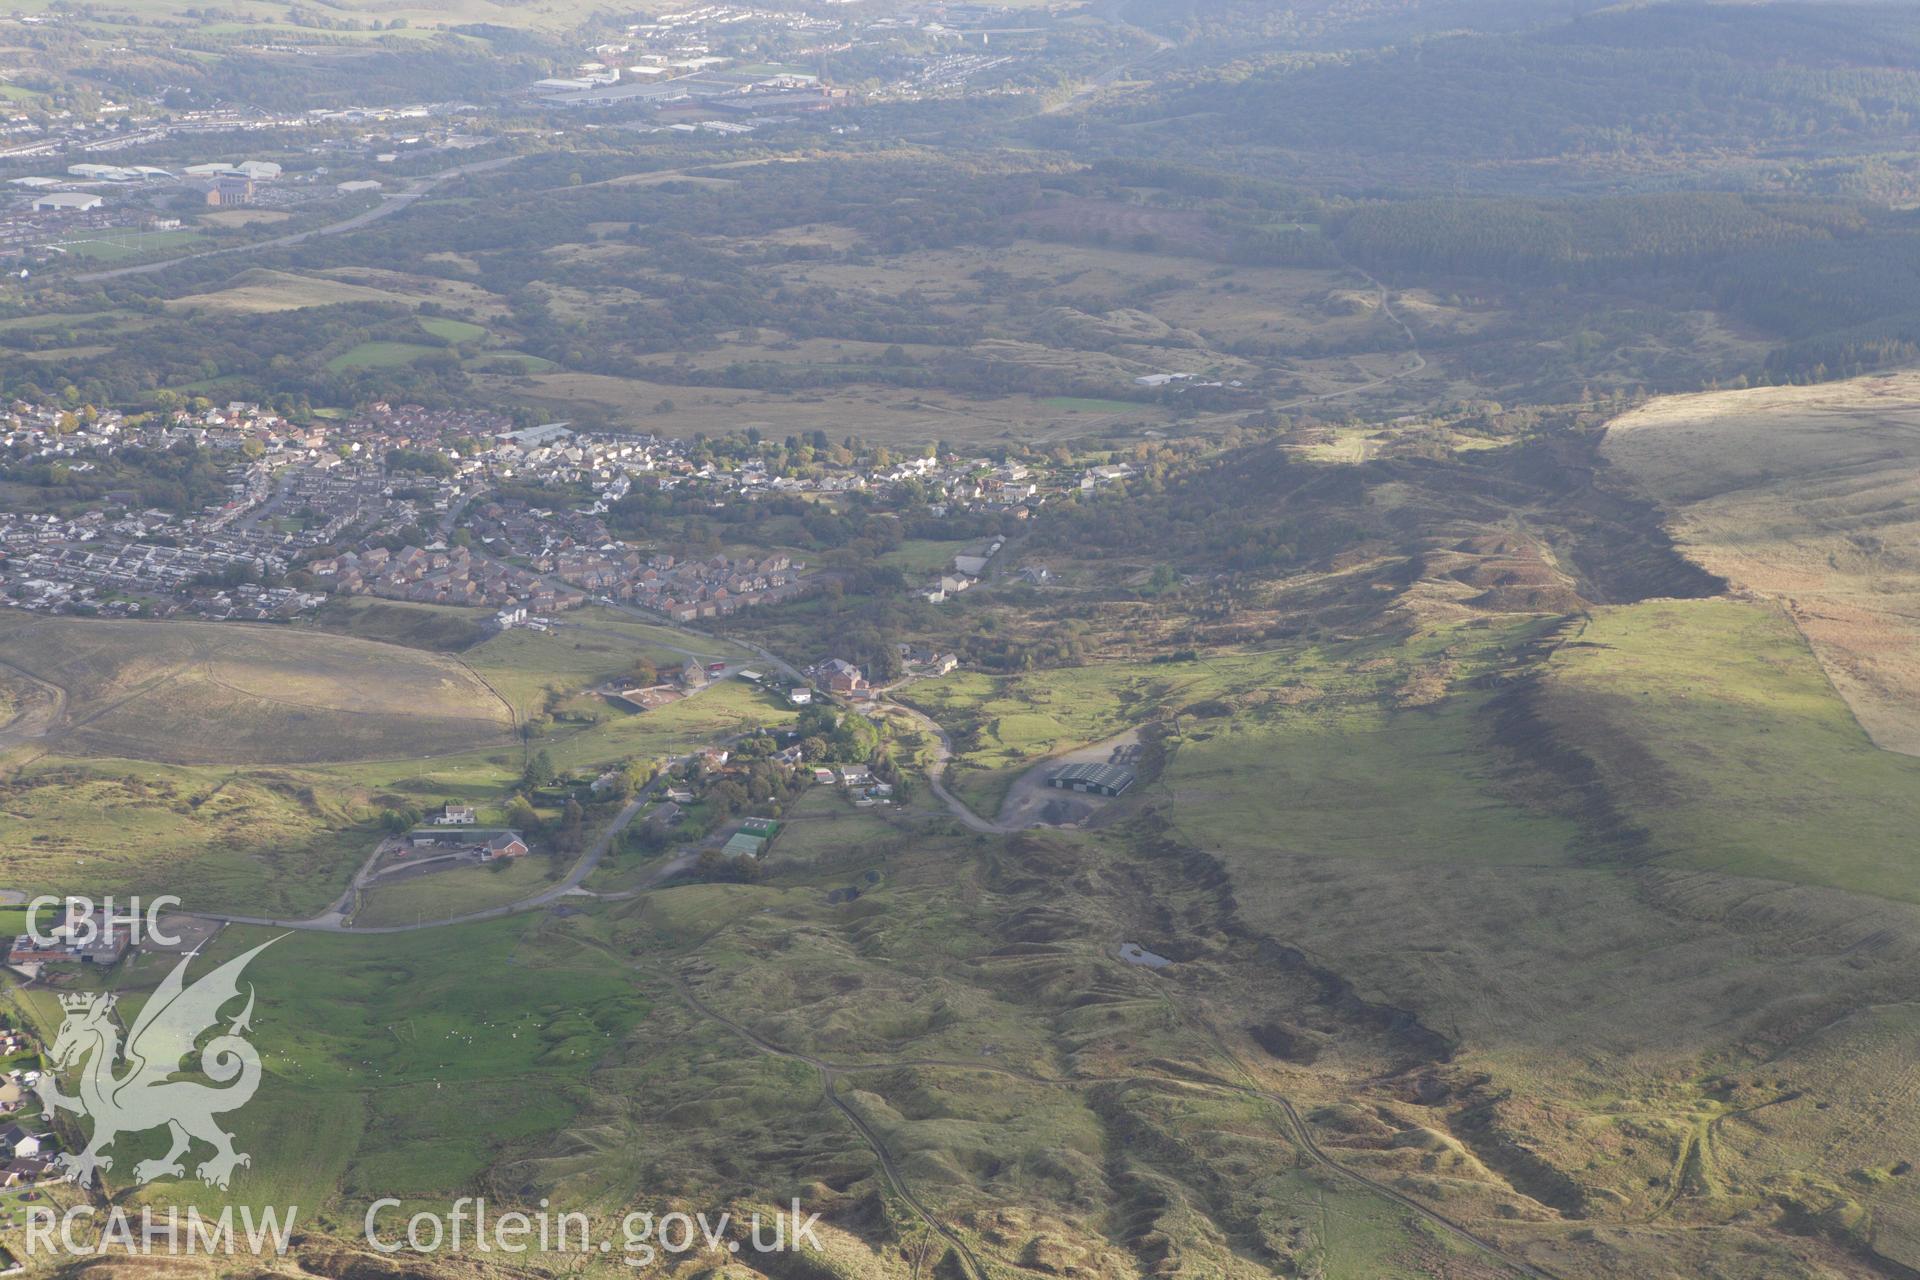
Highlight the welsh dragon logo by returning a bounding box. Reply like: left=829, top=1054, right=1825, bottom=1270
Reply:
left=35, top=938, right=278, bottom=1190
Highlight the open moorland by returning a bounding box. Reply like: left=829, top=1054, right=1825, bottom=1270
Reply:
left=1603, top=372, right=1920, bottom=757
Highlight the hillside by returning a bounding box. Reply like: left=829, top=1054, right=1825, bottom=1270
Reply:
left=1603, top=372, right=1920, bottom=756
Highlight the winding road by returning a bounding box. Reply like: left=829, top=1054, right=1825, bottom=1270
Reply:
left=878, top=698, right=1018, bottom=835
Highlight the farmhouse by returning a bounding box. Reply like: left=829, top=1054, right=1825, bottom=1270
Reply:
left=820, top=658, right=867, bottom=694
left=1047, top=762, right=1135, bottom=797
left=482, top=832, right=529, bottom=860
left=434, top=804, right=477, bottom=825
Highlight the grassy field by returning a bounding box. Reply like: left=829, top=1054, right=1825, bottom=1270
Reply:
left=490, top=368, right=1153, bottom=446
left=1164, top=686, right=1581, bottom=869
left=1541, top=598, right=1920, bottom=900
left=2, top=916, right=651, bottom=1219
left=50, top=228, right=203, bottom=261
left=355, top=855, right=560, bottom=927
left=1154, top=606, right=1920, bottom=1278
left=163, top=269, right=421, bottom=315
left=902, top=617, right=1582, bottom=863
left=327, top=340, right=441, bottom=371
left=540, top=679, right=794, bottom=777
left=418, top=315, right=487, bottom=343
left=0, top=613, right=513, bottom=765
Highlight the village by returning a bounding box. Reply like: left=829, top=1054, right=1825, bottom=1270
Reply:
left=0, top=397, right=1119, bottom=624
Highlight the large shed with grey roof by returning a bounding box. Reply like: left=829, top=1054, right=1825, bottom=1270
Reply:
left=1046, top=762, right=1135, bottom=797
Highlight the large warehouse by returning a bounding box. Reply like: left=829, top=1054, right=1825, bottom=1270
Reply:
left=32, top=192, right=102, bottom=213
left=1046, top=762, right=1135, bottom=797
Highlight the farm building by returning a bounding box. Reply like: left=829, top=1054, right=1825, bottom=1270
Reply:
left=722, top=832, right=766, bottom=858
left=406, top=827, right=527, bottom=859
left=1046, top=762, right=1135, bottom=797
